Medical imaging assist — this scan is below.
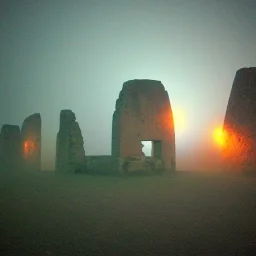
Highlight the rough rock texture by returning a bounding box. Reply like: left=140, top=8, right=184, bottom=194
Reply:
left=118, top=157, right=163, bottom=174
left=0, top=125, right=21, bottom=171
left=222, top=67, right=256, bottom=173
left=55, top=110, right=86, bottom=173
left=112, top=79, right=175, bottom=173
left=85, top=156, right=118, bottom=175
left=21, top=113, right=41, bottom=171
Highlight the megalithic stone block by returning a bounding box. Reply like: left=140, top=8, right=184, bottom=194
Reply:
left=55, top=110, right=86, bottom=173
left=222, top=67, right=256, bottom=173
left=112, top=79, right=175, bottom=173
left=21, top=113, right=41, bottom=171
left=0, top=124, right=21, bottom=171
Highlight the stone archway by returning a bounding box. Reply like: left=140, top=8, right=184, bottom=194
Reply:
left=112, top=79, right=175, bottom=173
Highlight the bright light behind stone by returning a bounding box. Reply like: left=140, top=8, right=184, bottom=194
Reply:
left=213, top=126, right=226, bottom=148
left=172, top=107, right=186, bottom=136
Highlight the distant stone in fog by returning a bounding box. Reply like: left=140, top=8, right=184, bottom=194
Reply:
left=21, top=113, right=41, bottom=171
left=0, top=125, right=21, bottom=171
left=55, top=110, right=86, bottom=173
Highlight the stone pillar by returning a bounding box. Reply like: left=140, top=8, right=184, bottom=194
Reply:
left=152, top=141, right=162, bottom=159
left=0, top=132, right=2, bottom=169
left=0, top=125, right=21, bottom=171
left=21, top=113, right=41, bottom=171
left=55, top=110, right=86, bottom=173
left=112, top=79, right=175, bottom=173
left=222, top=67, right=256, bottom=173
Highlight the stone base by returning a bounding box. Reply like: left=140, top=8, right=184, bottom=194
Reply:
left=117, top=156, right=164, bottom=174
left=80, top=156, right=166, bottom=175
left=84, top=155, right=118, bottom=175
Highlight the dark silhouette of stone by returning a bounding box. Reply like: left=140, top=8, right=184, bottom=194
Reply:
left=222, top=67, right=256, bottom=173
left=0, top=133, right=1, bottom=168
left=21, top=113, right=41, bottom=171
left=55, top=110, right=86, bottom=173
left=0, top=125, right=21, bottom=171
left=112, top=79, right=175, bottom=173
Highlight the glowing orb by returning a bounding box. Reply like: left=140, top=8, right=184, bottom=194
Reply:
left=213, top=126, right=226, bottom=148
left=173, top=107, right=186, bottom=134
left=24, top=140, right=35, bottom=157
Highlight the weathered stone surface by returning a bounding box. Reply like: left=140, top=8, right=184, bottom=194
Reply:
left=84, top=155, right=162, bottom=175
left=118, top=156, right=163, bottom=174
left=112, top=79, right=175, bottom=173
left=85, top=155, right=118, bottom=174
left=21, top=113, right=41, bottom=171
left=222, top=67, right=256, bottom=173
left=55, top=110, right=86, bottom=173
left=0, top=125, right=21, bottom=171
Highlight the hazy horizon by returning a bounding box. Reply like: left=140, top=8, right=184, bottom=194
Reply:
left=1, top=0, right=256, bottom=171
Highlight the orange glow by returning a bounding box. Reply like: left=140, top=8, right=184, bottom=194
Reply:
left=24, top=140, right=35, bottom=157
left=173, top=107, right=186, bottom=134
left=213, top=126, right=226, bottom=148
left=221, top=128, right=253, bottom=172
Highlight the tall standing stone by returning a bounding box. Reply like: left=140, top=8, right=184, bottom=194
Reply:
left=112, top=79, right=175, bottom=173
left=21, top=113, right=41, bottom=171
left=222, top=67, right=256, bottom=173
left=55, top=110, right=86, bottom=173
left=0, top=125, right=21, bottom=171
left=0, top=132, right=2, bottom=169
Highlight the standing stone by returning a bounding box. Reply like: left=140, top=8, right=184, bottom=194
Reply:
left=222, top=67, right=256, bottom=173
left=0, top=132, right=2, bottom=169
left=0, top=125, right=21, bottom=171
left=21, top=113, right=41, bottom=171
left=55, top=110, right=86, bottom=173
left=112, top=79, right=175, bottom=173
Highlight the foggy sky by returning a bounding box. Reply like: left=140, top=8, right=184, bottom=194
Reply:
left=1, top=0, right=256, bottom=171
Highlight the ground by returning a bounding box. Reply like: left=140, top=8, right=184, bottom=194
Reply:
left=0, top=170, right=256, bottom=255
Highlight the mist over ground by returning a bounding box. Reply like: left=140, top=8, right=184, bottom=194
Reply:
left=1, top=1, right=256, bottom=255
left=1, top=171, right=256, bottom=255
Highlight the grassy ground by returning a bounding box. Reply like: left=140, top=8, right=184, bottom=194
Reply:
left=0, top=170, right=256, bottom=255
